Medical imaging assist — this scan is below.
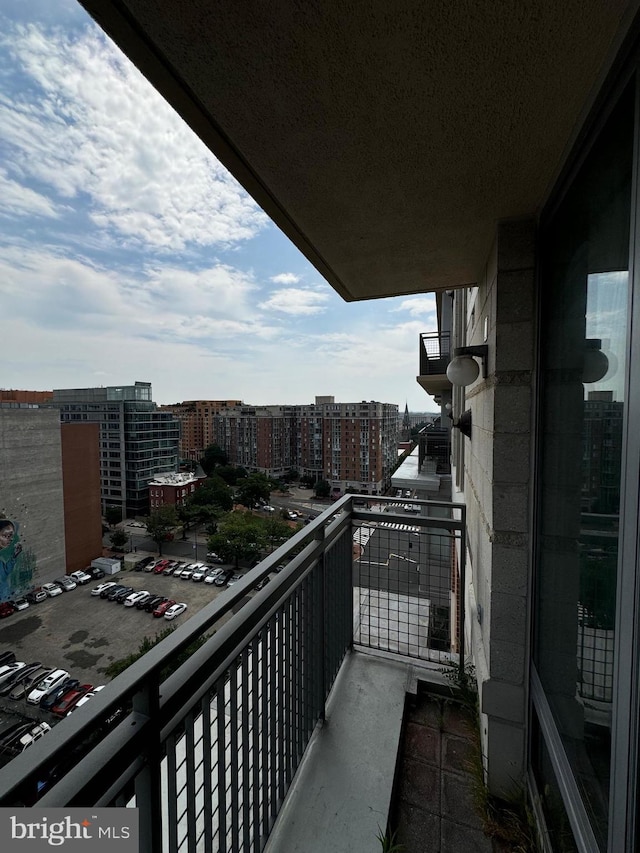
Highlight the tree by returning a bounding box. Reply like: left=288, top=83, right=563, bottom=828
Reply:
left=191, top=476, right=233, bottom=513
left=235, top=473, right=272, bottom=509
left=263, top=516, right=296, bottom=552
left=314, top=479, right=331, bottom=498
left=109, top=529, right=128, bottom=552
left=208, top=511, right=266, bottom=568
left=105, top=505, right=122, bottom=527
left=145, top=505, right=179, bottom=556
left=216, top=465, right=248, bottom=486
left=200, top=444, right=229, bottom=476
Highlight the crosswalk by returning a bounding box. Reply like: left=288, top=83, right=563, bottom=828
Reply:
left=353, top=521, right=420, bottom=549
left=378, top=522, right=421, bottom=533
left=353, top=525, right=375, bottom=547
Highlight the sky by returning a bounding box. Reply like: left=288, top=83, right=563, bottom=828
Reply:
left=0, top=1, right=438, bottom=412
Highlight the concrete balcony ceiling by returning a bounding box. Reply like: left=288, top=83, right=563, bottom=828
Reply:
left=81, top=0, right=633, bottom=300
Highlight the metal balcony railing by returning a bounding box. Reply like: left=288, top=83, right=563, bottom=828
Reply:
left=419, top=331, right=451, bottom=376
left=0, top=495, right=465, bottom=852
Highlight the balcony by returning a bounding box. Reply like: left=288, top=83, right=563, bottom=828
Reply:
left=0, top=495, right=466, bottom=852
left=417, top=332, right=451, bottom=402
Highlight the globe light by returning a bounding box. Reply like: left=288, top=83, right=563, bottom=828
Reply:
left=582, top=340, right=609, bottom=384
left=446, top=355, right=480, bottom=387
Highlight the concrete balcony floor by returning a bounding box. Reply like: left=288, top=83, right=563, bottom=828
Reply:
left=266, top=650, right=503, bottom=853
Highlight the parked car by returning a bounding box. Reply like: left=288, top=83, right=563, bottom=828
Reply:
left=89, top=566, right=105, bottom=579
left=51, top=684, right=93, bottom=717
left=0, top=661, right=40, bottom=695
left=144, top=595, right=167, bottom=613
left=69, top=570, right=92, bottom=585
left=254, top=576, right=271, bottom=590
left=101, top=583, right=125, bottom=599
left=112, top=586, right=135, bottom=603
left=162, top=561, right=181, bottom=575
left=153, top=599, right=176, bottom=618
left=41, top=583, right=64, bottom=598
left=40, top=678, right=81, bottom=712
left=9, top=666, right=53, bottom=701
left=164, top=602, right=188, bottom=621
left=0, top=723, right=35, bottom=753
left=13, top=722, right=51, bottom=752
left=123, top=590, right=150, bottom=607
left=144, top=560, right=160, bottom=573
left=206, top=552, right=225, bottom=564
left=214, top=570, right=234, bottom=587
left=153, top=560, right=170, bottom=575
left=55, top=576, right=77, bottom=591
left=0, top=602, right=16, bottom=618
left=135, top=592, right=155, bottom=610
left=134, top=556, right=153, bottom=571
left=92, top=581, right=117, bottom=597
left=128, top=521, right=145, bottom=528
left=0, top=651, right=16, bottom=667
left=191, top=565, right=208, bottom=582
left=226, top=574, right=243, bottom=586
left=180, top=566, right=195, bottom=580
left=204, top=568, right=224, bottom=584
left=0, top=662, right=26, bottom=686
left=27, top=669, right=70, bottom=705
left=26, top=588, right=47, bottom=604
left=10, top=597, right=29, bottom=611
left=70, top=684, right=105, bottom=714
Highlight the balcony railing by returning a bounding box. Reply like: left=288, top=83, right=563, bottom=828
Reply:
left=419, top=331, right=451, bottom=376
left=0, top=495, right=465, bottom=852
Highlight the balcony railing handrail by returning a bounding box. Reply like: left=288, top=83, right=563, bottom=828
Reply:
left=0, top=494, right=467, bottom=852
left=419, top=330, right=451, bottom=375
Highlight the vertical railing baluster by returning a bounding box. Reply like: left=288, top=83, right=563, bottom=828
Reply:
left=200, top=694, right=213, bottom=853
left=216, top=680, right=227, bottom=850
left=132, top=677, right=163, bottom=853
left=229, top=665, right=240, bottom=851
left=251, top=634, right=261, bottom=852
left=184, top=710, right=197, bottom=852
left=241, top=648, right=251, bottom=852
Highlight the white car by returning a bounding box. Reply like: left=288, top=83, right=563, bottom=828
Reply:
left=15, top=722, right=51, bottom=752
left=164, top=602, right=188, bottom=621
left=0, top=662, right=26, bottom=686
left=191, top=565, right=207, bottom=582
left=204, top=568, right=224, bottom=584
left=123, top=590, right=150, bottom=607
left=128, top=521, right=145, bottom=528
left=27, top=668, right=70, bottom=705
left=91, top=581, right=117, bottom=597
left=69, top=570, right=92, bottom=585
left=42, top=583, right=63, bottom=597
left=55, top=576, right=77, bottom=591
left=69, top=685, right=105, bottom=713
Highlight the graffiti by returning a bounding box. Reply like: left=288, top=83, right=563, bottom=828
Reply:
left=0, top=519, right=35, bottom=602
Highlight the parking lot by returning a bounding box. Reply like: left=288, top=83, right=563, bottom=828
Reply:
left=0, top=564, right=251, bottom=715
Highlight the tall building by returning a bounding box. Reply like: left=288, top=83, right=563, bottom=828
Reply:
left=159, top=399, right=243, bottom=460
left=166, top=396, right=398, bottom=495
left=52, top=382, right=180, bottom=518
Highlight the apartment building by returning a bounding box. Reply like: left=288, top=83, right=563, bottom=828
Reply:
left=9, top=4, right=640, bottom=850
left=148, top=472, right=204, bottom=511
left=159, top=399, right=243, bottom=460
left=52, top=382, right=180, bottom=518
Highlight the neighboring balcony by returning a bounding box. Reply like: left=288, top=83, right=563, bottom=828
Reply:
left=417, top=331, right=451, bottom=401
left=0, top=495, right=465, bottom=853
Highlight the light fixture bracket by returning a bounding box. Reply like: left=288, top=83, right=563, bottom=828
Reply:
left=452, top=345, right=488, bottom=379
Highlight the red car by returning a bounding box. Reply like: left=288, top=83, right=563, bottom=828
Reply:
left=153, top=560, right=170, bottom=574
left=153, top=599, right=176, bottom=618
left=51, top=684, right=93, bottom=717
left=0, top=602, right=16, bottom=618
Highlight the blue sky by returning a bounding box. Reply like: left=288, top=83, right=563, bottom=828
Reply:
left=0, top=1, right=437, bottom=411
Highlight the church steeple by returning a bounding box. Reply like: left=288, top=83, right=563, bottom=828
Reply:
left=402, top=402, right=411, bottom=440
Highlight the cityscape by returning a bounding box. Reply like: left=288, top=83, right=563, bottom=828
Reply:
left=0, top=3, right=638, bottom=853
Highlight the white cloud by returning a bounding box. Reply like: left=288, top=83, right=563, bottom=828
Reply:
left=270, top=272, right=300, bottom=285
left=0, top=23, right=268, bottom=250
left=0, top=169, right=60, bottom=219
left=260, top=288, right=330, bottom=315
left=391, top=296, right=437, bottom=317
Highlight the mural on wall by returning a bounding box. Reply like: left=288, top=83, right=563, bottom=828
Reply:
left=0, top=518, right=36, bottom=602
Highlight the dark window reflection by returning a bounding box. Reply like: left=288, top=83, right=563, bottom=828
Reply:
left=535, top=84, right=633, bottom=850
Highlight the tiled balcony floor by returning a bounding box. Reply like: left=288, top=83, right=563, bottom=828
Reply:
left=392, top=689, right=509, bottom=853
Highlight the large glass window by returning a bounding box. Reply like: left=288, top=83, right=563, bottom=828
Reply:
left=535, top=83, right=633, bottom=848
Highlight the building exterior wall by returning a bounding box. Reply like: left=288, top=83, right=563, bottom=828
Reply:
left=0, top=407, right=66, bottom=598
left=61, top=422, right=102, bottom=572
left=149, top=473, right=203, bottom=510
left=449, top=219, right=536, bottom=796
left=52, top=382, right=180, bottom=518
left=0, top=390, right=53, bottom=404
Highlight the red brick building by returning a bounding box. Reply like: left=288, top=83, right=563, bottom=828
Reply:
left=149, top=472, right=205, bottom=510
left=60, top=422, right=103, bottom=572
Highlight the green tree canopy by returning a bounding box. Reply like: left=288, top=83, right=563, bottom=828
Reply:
left=105, top=505, right=122, bottom=527
left=215, top=465, right=248, bottom=486
left=263, top=516, right=297, bottom=552
left=208, top=511, right=266, bottom=568
left=190, top=476, right=233, bottom=512
left=145, top=505, right=179, bottom=556
left=200, top=444, right=229, bottom=476
left=109, top=529, right=128, bottom=551
left=314, top=479, right=331, bottom=498
left=235, top=473, right=272, bottom=509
